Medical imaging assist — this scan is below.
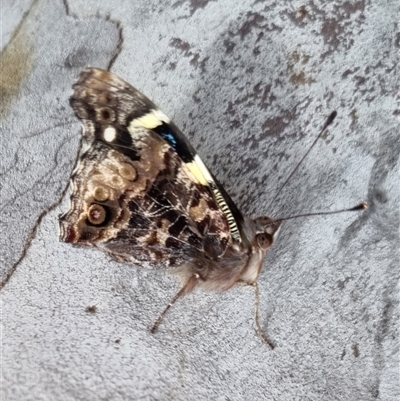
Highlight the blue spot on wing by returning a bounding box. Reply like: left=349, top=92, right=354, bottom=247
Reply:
left=160, top=130, right=177, bottom=149
left=153, top=122, right=194, bottom=163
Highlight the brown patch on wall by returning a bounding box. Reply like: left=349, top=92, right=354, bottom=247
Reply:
left=86, top=305, right=98, bottom=313
left=286, top=5, right=310, bottom=26
left=0, top=10, right=35, bottom=120
left=289, top=71, right=315, bottom=85
left=287, top=51, right=315, bottom=85
left=321, top=18, right=343, bottom=49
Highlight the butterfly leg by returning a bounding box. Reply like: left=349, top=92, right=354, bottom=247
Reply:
left=150, top=274, right=200, bottom=334
left=238, top=280, right=275, bottom=349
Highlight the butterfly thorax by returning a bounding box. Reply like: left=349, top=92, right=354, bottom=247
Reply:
left=177, top=216, right=281, bottom=292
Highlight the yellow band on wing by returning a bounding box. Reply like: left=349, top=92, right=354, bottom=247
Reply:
left=129, top=109, right=171, bottom=130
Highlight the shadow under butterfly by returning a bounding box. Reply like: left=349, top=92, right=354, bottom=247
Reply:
left=58, top=68, right=367, bottom=349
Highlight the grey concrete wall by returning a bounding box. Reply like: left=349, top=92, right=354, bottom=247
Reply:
left=1, top=0, right=398, bottom=400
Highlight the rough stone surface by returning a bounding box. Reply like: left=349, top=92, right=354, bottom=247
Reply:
left=1, top=0, right=398, bottom=400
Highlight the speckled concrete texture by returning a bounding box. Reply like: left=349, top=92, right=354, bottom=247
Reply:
left=1, top=0, right=399, bottom=400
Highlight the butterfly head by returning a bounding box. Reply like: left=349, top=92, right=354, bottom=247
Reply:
left=252, top=216, right=281, bottom=250
left=237, top=216, right=281, bottom=283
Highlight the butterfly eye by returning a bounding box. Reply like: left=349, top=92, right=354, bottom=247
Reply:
left=93, top=186, right=109, bottom=202
left=87, top=204, right=107, bottom=225
left=119, top=163, right=137, bottom=181
left=256, top=233, right=272, bottom=249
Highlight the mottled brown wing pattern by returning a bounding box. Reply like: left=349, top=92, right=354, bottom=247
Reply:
left=59, top=69, right=231, bottom=270
left=60, top=68, right=281, bottom=297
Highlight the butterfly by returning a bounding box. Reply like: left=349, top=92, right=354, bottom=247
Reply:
left=58, top=68, right=302, bottom=348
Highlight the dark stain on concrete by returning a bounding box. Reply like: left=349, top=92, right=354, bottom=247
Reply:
left=350, top=109, right=358, bottom=130
left=337, top=276, right=351, bottom=289
left=352, top=343, right=360, bottom=357
left=173, top=0, right=217, bottom=17
left=169, top=37, right=208, bottom=72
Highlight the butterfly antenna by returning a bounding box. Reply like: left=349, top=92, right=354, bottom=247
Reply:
left=150, top=274, right=199, bottom=334
left=273, top=202, right=368, bottom=224
left=267, top=111, right=337, bottom=211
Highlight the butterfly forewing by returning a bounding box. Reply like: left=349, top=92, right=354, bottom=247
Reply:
left=59, top=68, right=242, bottom=269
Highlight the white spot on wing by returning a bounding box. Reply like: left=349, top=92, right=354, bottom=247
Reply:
left=104, top=127, right=116, bottom=142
